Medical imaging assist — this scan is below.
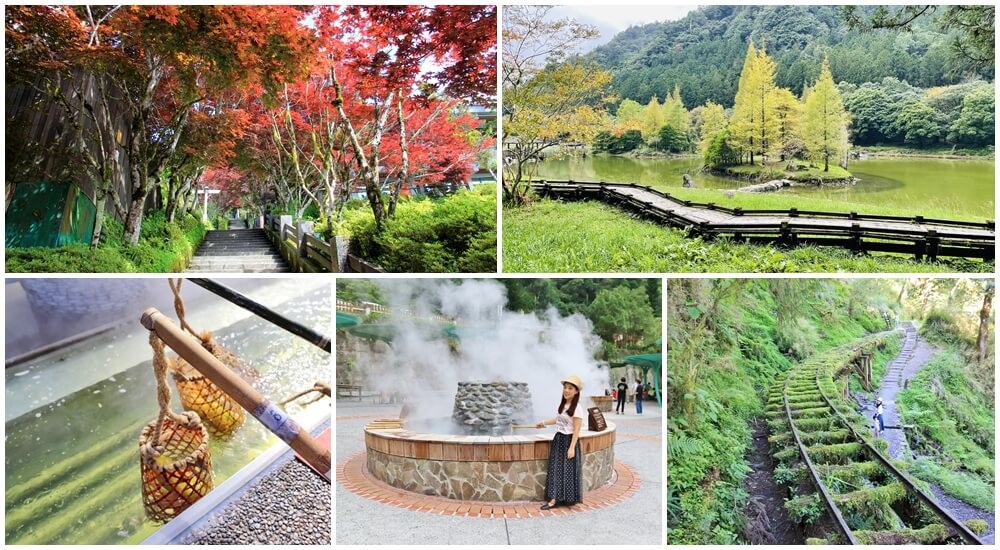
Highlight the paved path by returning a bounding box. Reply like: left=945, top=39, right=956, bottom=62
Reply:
left=871, top=323, right=921, bottom=459
left=335, top=400, right=662, bottom=545
left=868, top=323, right=994, bottom=542
left=186, top=220, right=289, bottom=273
left=533, top=181, right=995, bottom=261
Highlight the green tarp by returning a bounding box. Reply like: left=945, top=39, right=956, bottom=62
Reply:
left=336, top=312, right=361, bottom=328
left=6, top=182, right=97, bottom=248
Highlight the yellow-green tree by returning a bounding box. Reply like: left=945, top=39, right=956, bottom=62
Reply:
left=803, top=58, right=850, bottom=172
left=698, top=101, right=728, bottom=156
left=640, top=96, right=666, bottom=140
left=662, top=85, right=690, bottom=134
left=771, top=88, right=803, bottom=161
left=730, top=42, right=781, bottom=165
left=502, top=6, right=608, bottom=204
left=615, top=98, right=643, bottom=133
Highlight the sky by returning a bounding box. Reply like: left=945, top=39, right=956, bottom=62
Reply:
left=544, top=5, right=699, bottom=54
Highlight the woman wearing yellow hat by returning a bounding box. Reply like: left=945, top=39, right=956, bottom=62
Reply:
left=534, top=374, right=585, bottom=510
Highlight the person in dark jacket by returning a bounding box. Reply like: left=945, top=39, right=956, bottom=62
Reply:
left=634, top=380, right=644, bottom=414
left=615, top=377, right=628, bottom=414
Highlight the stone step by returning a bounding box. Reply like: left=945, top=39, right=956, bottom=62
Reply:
left=195, top=246, right=280, bottom=257
left=185, top=266, right=291, bottom=273
left=187, top=258, right=286, bottom=268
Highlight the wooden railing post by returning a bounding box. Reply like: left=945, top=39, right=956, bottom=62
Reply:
left=297, top=220, right=313, bottom=259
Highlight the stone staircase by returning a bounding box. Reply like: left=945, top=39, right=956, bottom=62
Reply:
left=185, top=220, right=289, bottom=273
left=881, top=322, right=917, bottom=392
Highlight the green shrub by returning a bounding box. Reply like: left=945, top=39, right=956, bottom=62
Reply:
left=593, top=130, right=644, bottom=154
left=5, top=210, right=206, bottom=273
left=704, top=130, right=741, bottom=168
left=655, top=125, right=689, bottom=153
left=5, top=243, right=137, bottom=273
left=341, top=185, right=496, bottom=273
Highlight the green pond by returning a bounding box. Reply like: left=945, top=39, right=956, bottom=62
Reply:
left=4, top=282, right=330, bottom=545
left=533, top=155, right=995, bottom=220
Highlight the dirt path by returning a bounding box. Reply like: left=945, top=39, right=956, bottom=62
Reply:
left=742, top=418, right=804, bottom=545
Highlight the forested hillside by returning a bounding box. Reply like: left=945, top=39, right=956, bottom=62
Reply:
left=667, top=279, right=890, bottom=543
left=591, top=5, right=993, bottom=109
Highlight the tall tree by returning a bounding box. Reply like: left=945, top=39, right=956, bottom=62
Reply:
left=502, top=6, right=608, bottom=205
left=802, top=57, right=850, bottom=171
left=771, top=87, right=803, bottom=161
left=321, top=5, right=496, bottom=230
left=697, top=101, right=728, bottom=157
left=640, top=96, right=666, bottom=140
left=662, top=86, right=690, bottom=134
left=977, top=281, right=994, bottom=364
left=730, top=42, right=781, bottom=165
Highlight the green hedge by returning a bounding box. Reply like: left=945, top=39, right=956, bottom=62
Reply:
left=341, top=185, right=497, bottom=273
left=5, top=210, right=206, bottom=273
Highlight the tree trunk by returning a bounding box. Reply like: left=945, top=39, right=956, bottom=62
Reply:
left=977, top=283, right=994, bottom=363
left=90, top=191, right=107, bottom=248
left=124, top=194, right=146, bottom=245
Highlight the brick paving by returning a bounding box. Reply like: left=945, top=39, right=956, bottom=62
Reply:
left=335, top=400, right=663, bottom=545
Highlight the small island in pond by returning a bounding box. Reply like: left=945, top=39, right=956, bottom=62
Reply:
left=502, top=5, right=995, bottom=273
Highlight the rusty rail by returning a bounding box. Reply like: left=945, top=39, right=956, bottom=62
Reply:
left=781, top=339, right=982, bottom=545
left=812, top=360, right=982, bottom=545
left=783, top=375, right=858, bottom=544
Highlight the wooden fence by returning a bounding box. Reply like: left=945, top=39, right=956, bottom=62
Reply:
left=262, top=212, right=385, bottom=273
left=532, top=180, right=995, bottom=262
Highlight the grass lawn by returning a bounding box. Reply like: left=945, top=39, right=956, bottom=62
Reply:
left=502, top=200, right=994, bottom=273
left=723, top=161, right=853, bottom=181
left=860, top=144, right=994, bottom=159
left=661, top=188, right=986, bottom=222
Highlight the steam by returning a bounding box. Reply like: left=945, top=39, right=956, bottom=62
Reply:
left=357, top=279, right=609, bottom=425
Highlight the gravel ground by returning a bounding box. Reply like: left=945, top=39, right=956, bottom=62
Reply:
left=929, top=485, right=995, bottom=544
left=181, top=457, right=331, bottom=545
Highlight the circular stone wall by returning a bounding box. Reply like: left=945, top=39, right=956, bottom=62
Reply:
left=364, top=423, right=616, bottom=502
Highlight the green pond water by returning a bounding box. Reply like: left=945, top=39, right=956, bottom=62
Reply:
left=4, top=284, right=331, bottom=545
left=533, top=155, right=995, bottom=220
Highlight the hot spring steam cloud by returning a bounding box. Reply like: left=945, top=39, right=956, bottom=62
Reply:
left=361, top=279, right=609, bottom=424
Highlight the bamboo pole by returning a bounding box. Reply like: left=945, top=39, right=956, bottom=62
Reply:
left=141, top=307, right=331, bottom=481
left=187, top=278, right=330, bottom=353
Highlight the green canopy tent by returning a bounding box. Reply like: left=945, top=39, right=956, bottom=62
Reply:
left=624, top=340, right=662, bottom=406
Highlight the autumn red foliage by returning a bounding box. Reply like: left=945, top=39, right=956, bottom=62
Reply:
left=6, top=5, right=496, bottom=245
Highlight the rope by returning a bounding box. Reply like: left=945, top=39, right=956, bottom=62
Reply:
left=169, top=278, right=203, bottom=341
left=144, top=331, right=199, bottom=459
left=280, top=382, right=331, bottom=407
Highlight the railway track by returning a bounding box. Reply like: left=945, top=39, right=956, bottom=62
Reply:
left=764, top=333, right=983, bottom=545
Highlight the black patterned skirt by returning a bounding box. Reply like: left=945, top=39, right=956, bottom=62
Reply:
left=544, top=431, right=583, bottom=504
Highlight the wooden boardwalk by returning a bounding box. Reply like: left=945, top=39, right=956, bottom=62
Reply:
left=532, top=180, right=995, bottom=262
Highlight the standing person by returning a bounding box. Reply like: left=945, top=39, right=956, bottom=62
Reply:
left=535, top=375, right=585, bottom=510
left=634, top=380, right=644, bottom=414
left=874, top=397, right=885, bottom=437
left=615, top=377, right=628, bottom=415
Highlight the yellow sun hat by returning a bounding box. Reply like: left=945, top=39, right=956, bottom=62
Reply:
left=560, top=375, right=583, bottom=392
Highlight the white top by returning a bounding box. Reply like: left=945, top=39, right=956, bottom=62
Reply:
left=876, top=403, right=884, bottom=415
left=555, top=402, right=586, bottom=435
